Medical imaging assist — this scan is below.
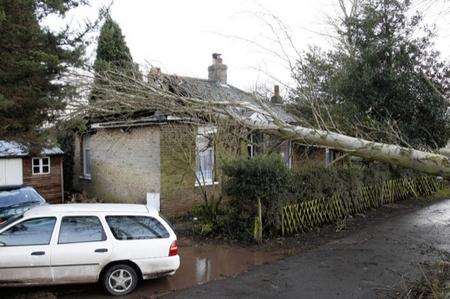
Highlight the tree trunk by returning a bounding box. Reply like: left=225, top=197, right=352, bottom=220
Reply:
left=240, top=118, right=450, bottom=177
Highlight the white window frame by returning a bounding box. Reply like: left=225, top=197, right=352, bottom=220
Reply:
left=280, top=141, right=292, bottom=169
left=32, top=157, right=51, bottom=175
left=195, top=126, right=217, bottom=186
left=248, top=134, right=255, bottom=158
left=325, top=148, right=335, bottom=166
left=83, top=134, right=92, bottom=179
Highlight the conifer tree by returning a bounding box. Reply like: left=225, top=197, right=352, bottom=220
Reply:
left=91, top=16, right=138, bottom=102
left=0, top=0, right=89, bottom=142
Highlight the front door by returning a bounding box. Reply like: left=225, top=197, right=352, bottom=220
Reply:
left=51, top=216, right=111, bottom=283
left=0, top=217, right=56, bottom=285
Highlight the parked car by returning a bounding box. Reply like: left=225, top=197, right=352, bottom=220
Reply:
left=0, top=185, right=46, bottom=227
left=0, top=204, right=180, bottom=296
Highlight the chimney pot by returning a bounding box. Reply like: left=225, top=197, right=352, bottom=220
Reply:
left=149, top=67, right=161, bottom=76
left=208, top=53, right=227, bottom=84
left=274, top=85, right=280, bottom=96
left=271, top=85, right=283, bottom=104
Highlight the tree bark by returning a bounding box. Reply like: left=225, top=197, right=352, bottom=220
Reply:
left=244, top=118, right=450, bottom=177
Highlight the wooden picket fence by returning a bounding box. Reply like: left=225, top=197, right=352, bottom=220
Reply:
left=281, top=176, right=443, bottom=236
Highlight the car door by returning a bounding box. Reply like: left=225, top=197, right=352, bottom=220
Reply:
left=51, top=215, right=112, bottom=283
left=0, top=217, right=56, bottom=285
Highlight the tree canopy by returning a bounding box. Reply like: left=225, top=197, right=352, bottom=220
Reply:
left=90, top=16, right=138, bottom=103
left=93, top=16, right=134, bottom=72
left=0, top=0, right=89, bottom=143
left=292, top=0, right=450, bottom=149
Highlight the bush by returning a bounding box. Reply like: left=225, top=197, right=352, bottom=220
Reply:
left=191, top=198, right=252, bottom=241
left=222, top=154, right=291, bottom=236
left=191, top=156, right=424, bottom=242
left=290, top=163, right=364, bottom=201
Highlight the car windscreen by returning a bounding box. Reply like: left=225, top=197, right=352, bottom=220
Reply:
left=0, top=214, right=23, bottom=231
left=0, top=187, right=45, bottom=209
left=0, top=187, right=45, bottom=224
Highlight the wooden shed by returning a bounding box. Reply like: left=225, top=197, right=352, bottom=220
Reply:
left=0, top=141, right=64, bottom=203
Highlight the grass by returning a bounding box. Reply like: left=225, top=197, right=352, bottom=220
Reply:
left=396, top=260, right=450, bottom=299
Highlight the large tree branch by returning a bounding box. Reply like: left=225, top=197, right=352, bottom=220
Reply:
left=70, top=69, right=450, bottom=178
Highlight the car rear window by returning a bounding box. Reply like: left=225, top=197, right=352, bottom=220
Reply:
left=58, top=216, right=106, bottom=244
left=105, top=216, right=169, bottom=240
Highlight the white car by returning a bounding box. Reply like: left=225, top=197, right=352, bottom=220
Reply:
left=0, top=204, right=180, bottom=296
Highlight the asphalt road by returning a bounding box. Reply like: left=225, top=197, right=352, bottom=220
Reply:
left=167, top=199, right=450, bottom=299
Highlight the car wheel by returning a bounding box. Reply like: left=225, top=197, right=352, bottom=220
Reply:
left=103, top=264, right=138, bottom=296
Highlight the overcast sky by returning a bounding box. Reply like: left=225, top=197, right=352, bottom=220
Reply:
left=46, top=0, right=450, bottom=91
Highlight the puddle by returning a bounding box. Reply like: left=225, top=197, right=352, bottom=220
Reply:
left=128, top=238, right=285, bottom=297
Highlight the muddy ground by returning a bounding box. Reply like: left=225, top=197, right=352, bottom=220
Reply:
left=167, top=199, right=450, bottom=299
left=2, top=198, right=449, bottom=298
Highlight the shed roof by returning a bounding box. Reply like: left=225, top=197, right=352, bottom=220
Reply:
left=0, top=140, right=64, bottom=158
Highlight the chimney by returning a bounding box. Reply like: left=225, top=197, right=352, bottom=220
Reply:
left=208, top=53, right=227, bottom=84
left=270, top=85, right=283, bottom=104
left=149, top=67, right=161, bottom=76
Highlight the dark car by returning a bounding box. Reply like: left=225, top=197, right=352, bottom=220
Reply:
left=0, top=185, right=46, bottom=227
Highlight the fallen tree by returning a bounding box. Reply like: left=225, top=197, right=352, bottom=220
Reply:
left=69, top=69, right=450, bottom=178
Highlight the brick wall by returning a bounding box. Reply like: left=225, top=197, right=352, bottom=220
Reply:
left=23, top=156, right=63, bottom=203
left=159, top=123, right=204, bottom=215
left=74, top=126, right=161, bottom=204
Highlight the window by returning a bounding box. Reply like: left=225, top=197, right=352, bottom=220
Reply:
left=58, top=216, right=106, bottom=244
left=106, top=216, right=169, bottom=240
left=280, top=141, right=292, bottom=169
left=32, top=157, right=50, bottom=175
left=0, top=217, right=56, bottom=246
left=196, top=126, right=216, bottom=186
left=83, top=134, right=91, bottom=178
left=325, top=148, right=335, bottom=166
left=247, top=134, right=255, bottom=158
left=247, top=133, right=264, bottom=158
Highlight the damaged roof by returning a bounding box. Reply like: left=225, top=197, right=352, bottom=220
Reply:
left=166, top=76, right=297, bottom=124
left=91, top=74, right=297, bottom=127
left=0, top=141, right=64, bottom=158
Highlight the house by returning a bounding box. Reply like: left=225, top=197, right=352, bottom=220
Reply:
left=0, top=141, right=64, bottom=203
left=73, top=54, right=336, bottom=215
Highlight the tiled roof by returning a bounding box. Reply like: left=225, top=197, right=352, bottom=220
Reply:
left=166, top=76, right=297, bottom=124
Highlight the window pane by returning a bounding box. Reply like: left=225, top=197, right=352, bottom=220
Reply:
left=33, top=166, right=40, bottom=174
left=83, top=135, right=90, bottom=149
left=84, top=149, right=91, bottom=176
left=197, top=148, right=214, bottom=182
left=280, top=142, right=291, bottom=168
left=32, top=159, right=40, bottom=167
left=0, top=218, right=56, bottom=246
left=42, top=158, right=49, bottom=166
left=58, top=216, right=106, bottom=244
left=106, top=216, right=169, bottom=240
left=42, top=166, right=49, bottom=173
